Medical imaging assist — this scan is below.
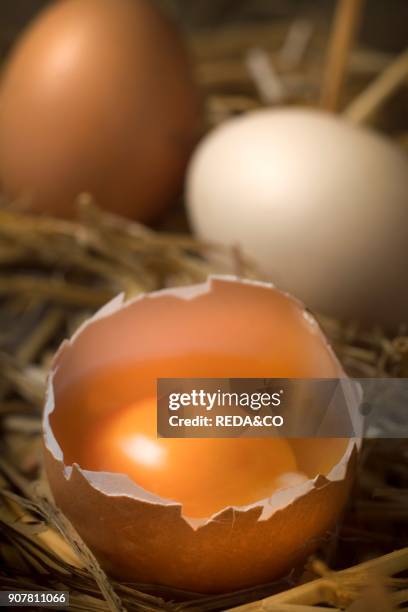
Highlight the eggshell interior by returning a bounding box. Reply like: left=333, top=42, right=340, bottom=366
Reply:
left=43, top=277, right=360, bottom=593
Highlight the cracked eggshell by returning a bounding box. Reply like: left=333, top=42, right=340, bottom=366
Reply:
left=43, top=277, right=360, bottom=594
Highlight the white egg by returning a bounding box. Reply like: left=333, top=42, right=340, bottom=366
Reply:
left=187, top=108, right=408, bottom=328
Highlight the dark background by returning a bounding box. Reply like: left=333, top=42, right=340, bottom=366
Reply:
left=0, top=0, right=407, bottom=61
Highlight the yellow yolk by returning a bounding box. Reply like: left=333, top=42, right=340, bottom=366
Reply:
left=84, top=396, right=299, bottom=518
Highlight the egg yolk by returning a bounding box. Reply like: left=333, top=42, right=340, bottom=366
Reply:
left=84, top=396, right=300, bottom=518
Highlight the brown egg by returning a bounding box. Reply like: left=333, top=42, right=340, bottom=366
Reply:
left=43, top=277, right=361, bottom=593
left=0, top=0, right=201, bottom=221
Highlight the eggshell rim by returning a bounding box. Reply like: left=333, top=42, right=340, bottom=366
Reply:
left=43, top=275, right=362, bottom=530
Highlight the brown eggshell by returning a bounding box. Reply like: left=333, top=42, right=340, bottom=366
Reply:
left=43, top=277, right=361, bottom=593
left=0, top=0, right=201, bottom=221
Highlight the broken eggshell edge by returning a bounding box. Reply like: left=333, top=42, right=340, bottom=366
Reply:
left=42, top=275, right=362, bottom=592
